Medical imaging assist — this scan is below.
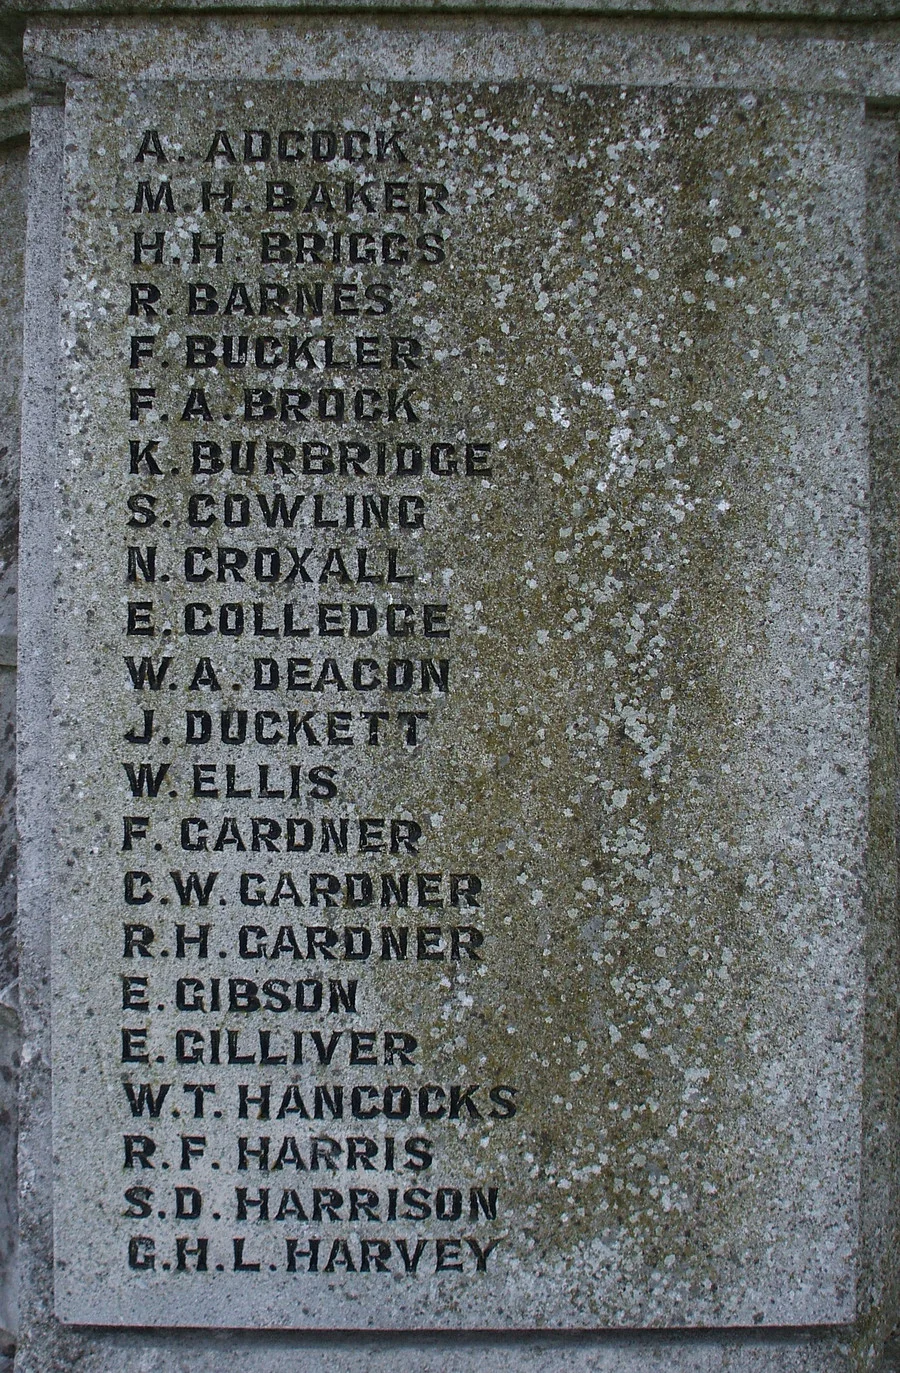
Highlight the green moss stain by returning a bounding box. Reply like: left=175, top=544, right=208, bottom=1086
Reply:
left=55, top=79, right=868, bottom=1324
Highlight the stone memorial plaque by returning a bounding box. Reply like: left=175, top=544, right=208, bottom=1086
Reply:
left=52, top=79, right=869, bottom=1329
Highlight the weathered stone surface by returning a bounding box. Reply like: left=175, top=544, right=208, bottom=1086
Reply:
left=855, top=108, right=900, bottom=1368
left=0, top=164, right=23, bottom=1002
left=16, top=99, right=63, bottom=1373
left=0, top=29, right=24, bottom=102
left=0, top=992, right=18, bottom=1351
left=21, top=18, right=900, bottom=102
left=0, top=125, right=27, bottom=1365
left=44, top=75, right=875, bottom=1333
left=0, top=23, right=29, bottom=148
left=6, top=0, right=900, bottom=17
left=5, top=11, right=898, bottom=1371
left=9, top=1327, right=900, bottom=1373
left=0, top=132, right=25, bottom=996
left=0, top=138, right=23, bottom=1138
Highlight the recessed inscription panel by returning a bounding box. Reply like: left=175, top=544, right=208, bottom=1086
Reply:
left=53, top=81, right=868, bottom=1328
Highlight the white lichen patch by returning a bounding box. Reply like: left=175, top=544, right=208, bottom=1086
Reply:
left=50, top=77, right=869, bottom=1333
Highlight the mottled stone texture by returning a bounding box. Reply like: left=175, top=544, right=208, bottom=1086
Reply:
left=9, top=11, right=900, bottom=1373
left=51, top=76, right=873, bottom=1333
left=0, top=36, right=27, bottom=1373
left=5, top=0, right=900, bottom=16
left=20, top=18, right=900, bottom=101
left=0, top=29, right=24, bottom=100
left=0, top=93, right=27, bottom=1373
left=859, top=110, right=900, bottom=1373
left=16, top=102, right=61, bottom=1373
left=0, top=135, right=25, bottom=996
